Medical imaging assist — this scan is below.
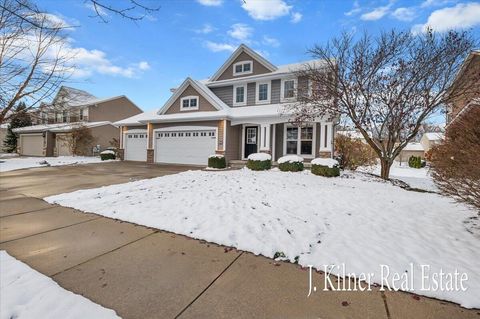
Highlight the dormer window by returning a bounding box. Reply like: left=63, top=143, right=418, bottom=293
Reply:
left=233, top=61, right=253, bottom=76
left=180, top=96, right=199, bottom=111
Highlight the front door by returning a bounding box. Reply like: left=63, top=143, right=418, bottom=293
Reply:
left=244, top=126, right=258, bottom=158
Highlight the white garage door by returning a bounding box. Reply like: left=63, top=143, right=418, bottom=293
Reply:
left=125, top=132, right=147, bottom=161
left=155, top=128, right=216, bottom=165
left=21, top=134, right=44, bottom=156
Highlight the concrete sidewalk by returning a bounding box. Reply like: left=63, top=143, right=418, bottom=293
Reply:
left=1, top=162, right=478, bottom=318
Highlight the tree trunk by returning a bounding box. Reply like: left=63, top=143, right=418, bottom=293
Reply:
left=380, top=158, right=392, bottom=180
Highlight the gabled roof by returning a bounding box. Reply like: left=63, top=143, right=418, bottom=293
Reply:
left=157, top=78, right=229, bottom=115
left=52, top=86, right=98, bottom=108
left=12, top=121, right=113, bottom=133
left=209, top=44, right=278, bottom=82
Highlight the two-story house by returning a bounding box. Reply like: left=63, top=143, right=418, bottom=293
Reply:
left=115, top=44, right=337, bottom=165
left=14, top=86, right=142, bottom=157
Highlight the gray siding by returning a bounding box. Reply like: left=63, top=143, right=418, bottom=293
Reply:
left=247, top=82, right=256, bottom=106
left=211, top=86, right=233, bottom=107
left=271, top=79, right=281, bottom=104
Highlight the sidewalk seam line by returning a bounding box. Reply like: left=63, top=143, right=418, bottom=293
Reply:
left=0, top=217, right=102, bottom=244
left=51, top=231, right=158, bottom=277
left=0, top=205, right=60, bottom=218
left=174, top=251, right=244, bottom=319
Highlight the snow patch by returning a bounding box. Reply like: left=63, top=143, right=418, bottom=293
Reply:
left=311, top=158, right=338, bottom=168
left=247, top=153, right=271, bottom=161
left=0, top=156, right=111, bottom=172
left=0, top=251, right=120, bottom=319
left=277, top=155, right=303, bottom=164
left=209, top=154, right=224, bottom=158
left=100, top=150, right=115, bottom=155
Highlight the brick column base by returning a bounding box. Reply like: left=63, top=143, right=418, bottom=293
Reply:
left=117, top=149, right=124, bottom=160
left=215, top=150, right=225, bottom=155
left=147, top=149, right=154, bottom=163
left=318, top=151, right=332, bottom=158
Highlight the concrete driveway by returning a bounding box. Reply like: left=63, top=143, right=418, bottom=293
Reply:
left=0, top=161, right=478, bottom=318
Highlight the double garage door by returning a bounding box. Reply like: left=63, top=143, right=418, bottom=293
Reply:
left=155, top=128, right=216, bottom=165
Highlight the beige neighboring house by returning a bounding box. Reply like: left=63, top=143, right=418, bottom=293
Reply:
left=420, top=132, right=444, bottom=153
left=336, top=130, right=371, bottom=144
left=0, top=123, right=8, bottom=152
left=115, top=44, right=338, bottom=165
left=13, top=86, right=142, bottom=157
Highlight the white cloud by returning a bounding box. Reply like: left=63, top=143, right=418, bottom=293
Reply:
left=291, top=12, right=302, bottom=23
left=195, top=23, right=215, bottom=34
left=412, top=2, right=480, bottom=33
left=345, top=0, right=361, bottom=16
left=196, top=0, right=223, bottom=6
left=227, top=23, right=253, bottom=41
left=392, top=7, right=416, bottom=21
left=360, top=5, right=390, bottom=21
left=85, top=2, right=108, bottom=17
left=204, top=41, right=235, bottom=52
left=420, top=0, right=455, bottom=8
left=262, top=35, right=280, bottom=47
left=137, top=61, right=150, bottom=70
left=35, top=13, right=76, bottom=29
left=241, top=0, right=292, bottom=21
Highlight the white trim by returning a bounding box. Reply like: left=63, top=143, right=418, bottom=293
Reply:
left=233, top=84, right=247, bottom=106
left=319, top=122, right=333, bottom=152
left=124, top=128, right=147, bottom=133
left=241, top=124, right=260, bottom=160
left=180, top=95, right=199, bottom=111
left=272, top=124, right=276, bottom=161
left=256, top=81, right=271, bottom=105
left=259, top=124, right=271, bottom=151
left=223, top=119, right=227, bottom=151
left=283, top=123, right=316, bottom=158
left=233, top=60, right=253, bottom=76
left=280, top=78, right=297, bottom=102
left=210, top=44, right=277, bottom=82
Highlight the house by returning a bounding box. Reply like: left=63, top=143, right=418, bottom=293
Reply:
left=396, top=142, right=425, bottom=163
left=13, top=86, right=142, bottom=157
left=446, top=50, right=480, bottom=127
left=420, top=132, right=444, bottom=153
left=336, top=130, right=371, bottom=144
left=115, top=44, right=337, bottom=165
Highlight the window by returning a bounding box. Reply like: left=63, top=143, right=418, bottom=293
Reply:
left=233, top=61, right=253, bottom=76
left=256, top=82, right=270, bottom=104
left=180, top=96, right=199, bottom=111
left=79, top=109, right=84, bottom=121
left=281, top=78, right=297, bottom=101
left=62, top=110, right=67, bottom=123
left=285, top=124, right=315, bottom=156
left=233, top=84, right=246, bottom=106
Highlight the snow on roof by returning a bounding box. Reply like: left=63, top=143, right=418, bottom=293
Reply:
left=337, top=130, right=371, bottom=139
left=403, top=142, right=424, bottom=151
left=12, top=121, right=112, bottom=133
left=114, top=110, right=160, bottom=126
left=423, top=132, right=444, bottom=141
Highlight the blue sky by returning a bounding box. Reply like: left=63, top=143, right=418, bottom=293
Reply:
left=37, top=0, right=480, bottom=113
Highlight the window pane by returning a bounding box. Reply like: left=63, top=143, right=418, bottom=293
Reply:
left=235, top=64, right=243, bottom=73
left=190, top=98, right=197, bottom=107
left=284, top=80, right=294, bottom=98
left=287, top=141, right=297, bottom=154
left=182, top=99, right=189, bottom=108
left=236, top=87, right=244, bottom=103
left=286, top=127, right=298, bottom=140
left=259, top=84, right=268, bottom=101
left=301, top=141, right=312, bottom=155
left=243, top=63, right=251, bottom=72
left=301, top=126, right=313, bottom=140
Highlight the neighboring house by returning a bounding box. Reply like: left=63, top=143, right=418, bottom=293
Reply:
left=13, top=86, right=142, bottom=157
left=116, top=44, right=337, bottom=165
left=446, top=50, right=480, bottom=127
left=0, top=123, right=8, bottom=153
left=336, top=130, right=371, bottom=144
left=420, top=132, right=444, bottom=153
left=396, top=142, right=425, bottom=163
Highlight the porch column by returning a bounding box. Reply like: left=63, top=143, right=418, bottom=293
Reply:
left=259, top=123, right=271, bottom=153
left=147, top=123, right=154, bottom=163
left=319, top=122, right=333, bottom=158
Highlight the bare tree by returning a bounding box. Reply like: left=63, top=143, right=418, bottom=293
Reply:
left=0, top=0, right=73, bottom=124
left=86, top=0, right=160, bottom=23
left=293, top=29, right=478, bottom=179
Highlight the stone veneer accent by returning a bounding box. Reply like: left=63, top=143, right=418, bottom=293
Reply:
left=147, top=149, right=154, bottom=163
left=117, top=149, right=125, bottom=160
left=317, top=151, right=332, bottom=158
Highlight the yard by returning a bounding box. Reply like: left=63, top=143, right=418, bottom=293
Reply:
left=0, top=156, right=112, bottom=172
left=45, top=167, right=480, bottom=309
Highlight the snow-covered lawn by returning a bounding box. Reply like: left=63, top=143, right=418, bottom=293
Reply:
left=0, top=156, right=112, bottom=172
left=0, top=251, right=120, bottom=319
left=360, top=162, right=437, bottom=192
left=45, top=169, right=479, bottom=308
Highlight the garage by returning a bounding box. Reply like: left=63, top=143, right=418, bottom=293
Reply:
left=20, top=134, right=44, bottom=156
left=155, top=127, right=216, bottom=165
left=124, top=132, right=147, bottom=161
left=56, top=134, right=72, bottom=156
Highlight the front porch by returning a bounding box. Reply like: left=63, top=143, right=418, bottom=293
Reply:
left=222, top=120, right=335, bottom=162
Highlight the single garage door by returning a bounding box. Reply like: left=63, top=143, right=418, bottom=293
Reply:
left=21, top=134, right=44, bottom=156
left=155, top=128, right=216, bottom=165
left=125, top=132, right=147, bottom=161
